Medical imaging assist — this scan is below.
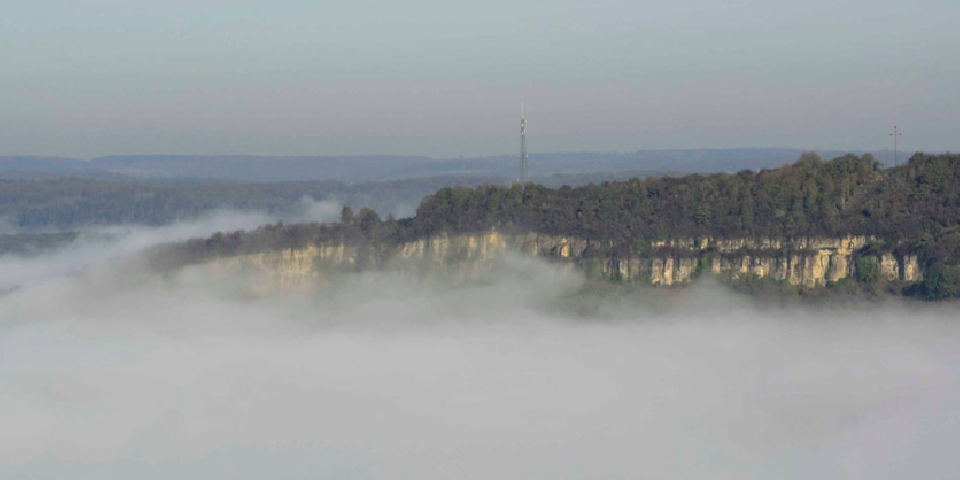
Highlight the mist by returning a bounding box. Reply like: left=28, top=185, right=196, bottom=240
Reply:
left=1, top=223, right=958, bottom=479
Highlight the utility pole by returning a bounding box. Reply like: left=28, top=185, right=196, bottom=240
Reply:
left=889, top=126, right=901, bottom=166
left=520, top=103, right=528, bottom=184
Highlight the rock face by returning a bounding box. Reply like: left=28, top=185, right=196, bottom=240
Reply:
left=199, top=231, right=923, bottom=293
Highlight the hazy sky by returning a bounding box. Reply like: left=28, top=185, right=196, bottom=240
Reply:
left=3, top=0, right=958, bottom=158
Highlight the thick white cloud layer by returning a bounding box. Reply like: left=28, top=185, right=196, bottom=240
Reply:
left=0, top=224, right=958, bottom=479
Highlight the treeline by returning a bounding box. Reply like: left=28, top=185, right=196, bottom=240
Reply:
left=408, top=152, right=960, bottom=298
left=414, top=153, right=955, bottom=250
left=160, top=153, right=960, bottom=299
left=413, top=153, right=957, bottom=242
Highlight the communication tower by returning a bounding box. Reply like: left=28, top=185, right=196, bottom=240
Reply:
left=520, top=103, right=528, bottom=183
left=889, top=125, right=902, bottom=166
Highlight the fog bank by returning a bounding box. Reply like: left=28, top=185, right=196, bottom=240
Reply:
left=0, top=225, right=958, bottom=479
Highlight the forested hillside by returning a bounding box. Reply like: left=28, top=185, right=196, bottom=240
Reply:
left=412, top=153, right=958, bottom=245
left=166, top=152, right=960, bottom=299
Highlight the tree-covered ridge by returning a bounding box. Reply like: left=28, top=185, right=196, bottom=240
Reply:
left=411, top=153, right=958, bottom=249
left=171, top=153, right=960, bottom=258
left=158, top=153, right=960, bottom=299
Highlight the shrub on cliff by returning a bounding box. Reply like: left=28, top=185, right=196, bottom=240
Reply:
left=917, top=262, right=960, bottom=300
left=855, top=257, right=879, bottom=283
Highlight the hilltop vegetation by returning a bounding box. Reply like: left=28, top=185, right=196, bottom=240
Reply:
left=166, top=153, right=960, bottom=299
left=412, top=152, right=958, bottom=246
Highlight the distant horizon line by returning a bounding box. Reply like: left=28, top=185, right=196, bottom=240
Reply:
left=5, top=147, right=950, bottom=162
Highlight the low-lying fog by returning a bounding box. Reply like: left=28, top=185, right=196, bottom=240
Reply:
left=1, top=218, right=958, bottom=479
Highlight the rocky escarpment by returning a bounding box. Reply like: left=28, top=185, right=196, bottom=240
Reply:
left=197, top=230, right=923, bottom=294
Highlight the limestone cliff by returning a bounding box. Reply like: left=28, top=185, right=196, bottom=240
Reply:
left=198, top=230, right=923, bottom=294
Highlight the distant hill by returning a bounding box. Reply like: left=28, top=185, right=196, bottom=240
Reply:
left=0, top=156, right=93, bottom=172
left=89, top=155, right=436, bottom=182
left=0, top=156, right=130, bottom=181
left=0, top=149, right=888, bottom=229
left=78, top=149, right=875, bottom=181
left=0, top=170, right=670, bottom=229
left=4, top=149, right=879, bottom=182
left=0, top=170, right=133, bottom=181
left=162, top=152, right=960, bottom=300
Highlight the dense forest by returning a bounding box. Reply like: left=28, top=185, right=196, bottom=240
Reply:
left=412, top=153, right=957, bottom=245
left=164, top=153, right=960, bottom=299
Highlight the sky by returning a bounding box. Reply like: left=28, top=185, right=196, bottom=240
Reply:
left=2, top=0, right=958, bottom=158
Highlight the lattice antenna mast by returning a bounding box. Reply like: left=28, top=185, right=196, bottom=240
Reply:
left=520, top=103, right=528, bottom=183
left=889, top=125, right=902, bottom=166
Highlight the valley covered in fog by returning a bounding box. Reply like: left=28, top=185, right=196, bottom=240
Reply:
left=1, top=218, right=958, bottom=480
left=6, top=0, right=960, bottom=476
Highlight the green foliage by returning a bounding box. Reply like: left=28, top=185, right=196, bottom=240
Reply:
left=695, top=256, right=713, bottom=277
left=855, top=257, right=879, bottom=283
left=612, top=270, right=625, bottom=284
left=157, top=153, right=960, bottom=303
left=358, top=207, right=381, bottom=236
left=920, top=262, right=960, bottom=300
left=635, top=237, right=648, bottom=251
left=583, top=258, right=604, bottom=280
left=413, top=153, right=959, bottom=246
left=727, top=274, right=800, bottom=299
left=340, top=205, right=354, bottom=226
